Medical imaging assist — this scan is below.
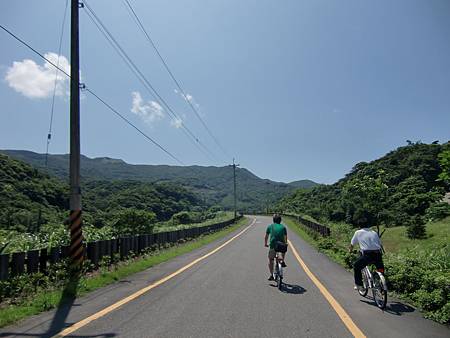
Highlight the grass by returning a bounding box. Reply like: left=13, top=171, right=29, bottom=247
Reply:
left=284, top=216, right=317, bottom=247
left=284, top=215, right=450, bottom=269
left=286, top=215, right=450, bottom=255
left=0, top=216, right=249, bottom=328
left=153, top=211, right=234, bottom=233
left=284, top=216, right=351, bottom=266
left=380, top=217, right=450, bottom=253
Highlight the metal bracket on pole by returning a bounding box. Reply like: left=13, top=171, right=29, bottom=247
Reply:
left=78, top=1, right=84, bottom=8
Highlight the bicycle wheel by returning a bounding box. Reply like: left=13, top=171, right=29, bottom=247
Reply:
left=358, top=268, right=368, bottom=297
left=276, top=262, right=283, bottom=289
left=278, top=276, right=283, bottom=290
left=372, top=271, right=387, bottom=309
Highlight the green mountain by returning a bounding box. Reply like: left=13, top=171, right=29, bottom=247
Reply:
left=287, top=180, right=318, bottom=189
left=0, top=153, right=68, bottom=233
left=279, top=141, right=450, bottom=232
left=0, top=153, right=205, bottom=233
left=1, top=150, right=318, bottom=211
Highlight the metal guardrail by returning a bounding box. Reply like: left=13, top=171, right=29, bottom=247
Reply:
left=0, top=216, right=242, bottom=281
left=250, top=212, right=331, bottom=237
left=283, top=214, right=331, bottom=237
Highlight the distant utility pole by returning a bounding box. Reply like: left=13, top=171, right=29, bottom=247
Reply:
left=232, top=158, right=240, bottom=219
left=68, top=0, right=83, bottom=269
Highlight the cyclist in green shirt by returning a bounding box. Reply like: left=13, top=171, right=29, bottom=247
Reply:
left=264, top=214, right=288, bottom=281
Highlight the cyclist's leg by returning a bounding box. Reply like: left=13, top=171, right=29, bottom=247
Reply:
left=373, top=251, right=384, bottom=273
left=268, top=249, right=275, bottom=275
left=281, top=250, right=287, bottom=267
left=354, top=254, right=369, bottom=286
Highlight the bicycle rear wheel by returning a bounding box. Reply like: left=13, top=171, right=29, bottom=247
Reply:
left=278, top=276, right=283, bottom=290
left=372, top=271, right=387, bottom=309
left=276, top=262, right=283, bottom=290
left=358, top=268, right=369, bottom=297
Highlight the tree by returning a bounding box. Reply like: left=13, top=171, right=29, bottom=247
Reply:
left=438, top=149, right=450, bottom=184
left=406, top=215, right=426, bottom=239
left=112, top=209, right=156, bottom=236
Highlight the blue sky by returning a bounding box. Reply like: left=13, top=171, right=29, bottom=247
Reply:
left=1, top=0, right=449, bottom=184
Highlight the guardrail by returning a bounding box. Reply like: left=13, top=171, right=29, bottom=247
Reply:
left=0, top=216, right=242, bottom=281
left=251, top=212, right=331, bottom=237
left=284, top=214, right=331, bottom=237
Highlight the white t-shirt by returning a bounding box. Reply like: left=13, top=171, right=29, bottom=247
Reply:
left=350, top=228, right=381, bottom=251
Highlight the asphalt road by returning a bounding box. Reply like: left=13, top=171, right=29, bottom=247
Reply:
left=1, top=215, right=448, bottom=338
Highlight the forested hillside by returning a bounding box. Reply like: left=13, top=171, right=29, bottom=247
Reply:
left=1, top=150, right=318, bottom=211
left=0, top=153, right=68, bottom=233
left=279, top=141, right=450, bottom=237
left=0, top=153, right=223, bottom=252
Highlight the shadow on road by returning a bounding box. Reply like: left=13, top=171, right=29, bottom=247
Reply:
left=0, top=271, right=116, bottom=338
left=360, top=298, right=415, bottom=316
left=281, top=283, right=307, bottom=294
left=384, top=301, right=416, bottom=316
left=269, top=283, right=307, bottom=295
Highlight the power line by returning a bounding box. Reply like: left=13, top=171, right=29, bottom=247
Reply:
left=83, top=0, right=219, bottom=163
left=82, top=8, right=208, bottom=162
left=123, top=0, right=230, bottom=161
left=0, top=25, right=70, bottom=78
left=46, top=0, right=69, bottom=167
left=85, top=89, right=184, bottom=165
left=0, top=23, right=184, bottom=165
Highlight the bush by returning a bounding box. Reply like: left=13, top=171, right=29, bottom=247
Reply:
left=171, top=211, right=202, bottom=225
left=208, top=205, right=222, bottom=213
left=384, top=247, right=450, bottom=324
left=425, top=203, right=450, bottom=222
left=111, top=209, right=156, bottom=236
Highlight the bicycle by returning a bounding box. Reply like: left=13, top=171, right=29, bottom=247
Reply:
left=274, top=251, right=284, bottom=290
left=357, top=260, right=388, bottom=309
left=356, top=227, right=388, bottom=309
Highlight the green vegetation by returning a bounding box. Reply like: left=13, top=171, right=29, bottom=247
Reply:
left=280, top=141, right=450, bottom=324
left=156, top=211, right=233, bottom=233
left=1, top=150, right=318, bottom=212
left=279, top=142, right=450, bottom=238
left=285, top=215, right=450, bottom=324
left=0, top=153, right=232, bottom=253
left=0, top=217, right=248, bottom=328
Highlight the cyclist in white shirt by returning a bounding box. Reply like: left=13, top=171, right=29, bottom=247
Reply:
left=349, top=224, right=384, bottom=290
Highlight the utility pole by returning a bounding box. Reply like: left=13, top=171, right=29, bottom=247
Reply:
left=232, top=158, right=240, bottom=219
left=68, top=0, right=83, bottom=269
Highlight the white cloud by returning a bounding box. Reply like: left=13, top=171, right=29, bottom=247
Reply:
left=170, top=117, right=183, bottom=129
left=5, top=52, right=70, bottom=99
left=174, top=89, right=200, bottom=109
left=131, top=91, right=165, bottom=125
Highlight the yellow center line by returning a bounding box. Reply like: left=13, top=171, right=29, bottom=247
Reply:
left=53, top=217, right=256, bottom=337
left=288, top=239, right=366, bottom=338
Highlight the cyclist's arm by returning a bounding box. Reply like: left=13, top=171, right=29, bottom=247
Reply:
left=265, top=226, right=270, bottom=247
left=349, top=231, right=358, bottom=253
left=284, top=227, right=287, bottom=243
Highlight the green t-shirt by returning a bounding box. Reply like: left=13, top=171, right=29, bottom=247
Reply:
left=266, top=223, right=287, bottom=249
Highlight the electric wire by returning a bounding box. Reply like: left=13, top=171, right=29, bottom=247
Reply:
left=45, top=0, right=69, bottom=167
left=0, top=23, right=184, bottom=165
left=85, top=89, right=184, bottom=165
left=83, top=0, right=219, bottom=163
left=123, top=0, right=230, bottom=161
left=82, top=8, right=207, bottom=161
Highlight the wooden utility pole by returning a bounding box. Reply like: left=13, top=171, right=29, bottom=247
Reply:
left=232, top=158, right=240, bottom=219
left=68, top=0, right=83, bottom=268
